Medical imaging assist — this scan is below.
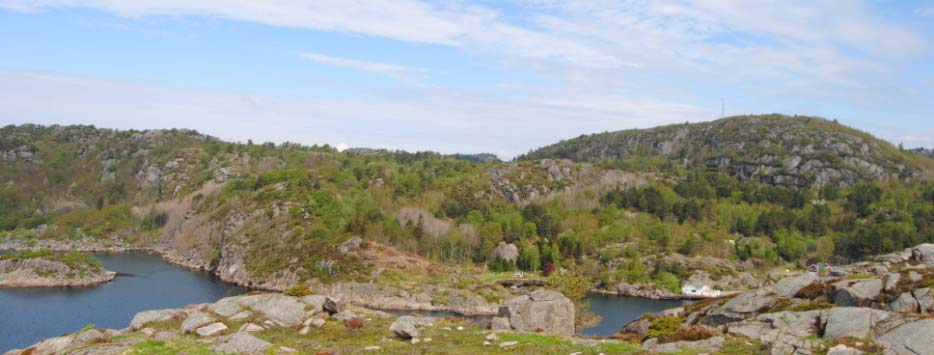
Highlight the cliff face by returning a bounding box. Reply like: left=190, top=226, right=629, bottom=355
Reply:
left=520, top=115, right=932, bottom=187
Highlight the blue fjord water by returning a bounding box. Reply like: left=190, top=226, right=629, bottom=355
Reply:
left=0, top=253, right=248, bottom=351
left=579, top=294, right=691, bottom=337
left=0, top=253, right=688, bottom=351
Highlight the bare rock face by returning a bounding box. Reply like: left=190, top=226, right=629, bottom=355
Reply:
left=497, top=289, right=574, bottom=335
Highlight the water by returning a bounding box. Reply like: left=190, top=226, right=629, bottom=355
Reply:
left=0, top=253, right=248, bottom=351
left=579, top=294, right=691, bottom=337
left=378, top=294, right=690, bottom=337
left=0, top=252, right=690, bottom=350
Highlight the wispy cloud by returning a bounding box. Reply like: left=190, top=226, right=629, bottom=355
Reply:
left=0, top=0, right=931, bottom=149
left=299, top=53, right=426, bottom=75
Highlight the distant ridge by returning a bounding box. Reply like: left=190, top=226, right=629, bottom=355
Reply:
left=519, top=114, right=933, bottom=187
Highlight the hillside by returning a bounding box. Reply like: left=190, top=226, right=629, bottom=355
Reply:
left=520, top=115, right=933, bottom=187
left=2, top=121, right=934, bottom=304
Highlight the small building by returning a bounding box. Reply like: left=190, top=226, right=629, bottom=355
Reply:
left=681, top=283, right=721, bottom=297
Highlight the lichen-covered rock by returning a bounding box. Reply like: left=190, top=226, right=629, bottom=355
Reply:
left=180, top=311, right=216, bottom=333
left=207, top=298, right=244, bottom=318
left=876, top=318, right=934, bottom=355
left=912, top=288, right=933, bottom=313
left=702, top=289, right=776, bottom=326
left=211, top=333, right=272, bottom=354
left=643, top=336, right=724, bottom=353
left=195, top=322, right=228, bottom=337
left=498, top=289, right=574, bottom=335
left=911, top=244, right=934, bottom=266
left=230, top=294, right=308, bottom=327
left=490, top=316, right=511, bottom=331
left=389, top=316, right=420, bottom=339
left=773, top=274, right=818, bottom=298
left=887, top=292, right=919, bottom=313
left=827, top=344, right=863, bottom=355
left=130, top=309, right=184, bottom=330
left=833, top=279, right=882, bottom=307
left=821, top=307, right=890, bottom=340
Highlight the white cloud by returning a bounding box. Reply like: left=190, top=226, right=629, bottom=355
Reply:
left=299, top=53, right=426, bottom=76
left=917, top=7, right=934, bottom=17
left=0, top=69, right=716, bottom=158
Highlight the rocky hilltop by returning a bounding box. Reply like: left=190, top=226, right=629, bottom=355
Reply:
left=0, top=250, right=115, bottom=287
left=521, top=115, right=933, bottom=187
left=619, top=243, right=934, bottom=355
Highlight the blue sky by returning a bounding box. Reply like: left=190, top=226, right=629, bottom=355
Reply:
left=1, top=1, right=933, bottom=158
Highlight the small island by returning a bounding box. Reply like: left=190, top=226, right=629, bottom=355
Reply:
left=0, top=249, right=116, bottom=288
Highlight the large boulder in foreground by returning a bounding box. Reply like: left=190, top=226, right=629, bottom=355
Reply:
left=876, top=318, right=934, bottom=355
left=228, top=293, right=310, bottom=327
left=497, top=289, right=574, bottom=335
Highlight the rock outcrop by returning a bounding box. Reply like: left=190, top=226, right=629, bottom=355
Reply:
left=494, top=289, right=575, bottom=335
left=617, top=243, right=934, bottom=355
left=0, top=257, right=116, bottom=288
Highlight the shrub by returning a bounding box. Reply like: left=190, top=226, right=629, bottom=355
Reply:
left=343, top=316, right=367, bottom=331
left=646, top=316, right=683, bottom=339
left=283, top=285, right=314, bottom=297
left=795, top=281, right=831, bottom=299
left=664, top=324, right=719, bottom=342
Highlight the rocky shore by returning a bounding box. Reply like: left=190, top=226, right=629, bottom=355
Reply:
left=4, top=289, right=596, bottom=355
left=618, top=243, right=934, bottom=355
left=0, top=237, right=503, bottom=317
left=0, top=257, right=116, bottom=288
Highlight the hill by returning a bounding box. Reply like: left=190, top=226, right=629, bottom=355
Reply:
left=2, top=121, right=934, bottom=304
left=520, top=114, right=933, bottom=187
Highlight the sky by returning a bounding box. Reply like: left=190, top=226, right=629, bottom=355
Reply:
left=1, top=1, right=933, bottom=159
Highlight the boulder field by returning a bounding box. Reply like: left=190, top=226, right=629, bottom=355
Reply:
left=621, top=243, right=934, bottom=355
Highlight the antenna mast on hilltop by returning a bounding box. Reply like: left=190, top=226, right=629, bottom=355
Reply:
left=721, top=98, right=725, bottom=118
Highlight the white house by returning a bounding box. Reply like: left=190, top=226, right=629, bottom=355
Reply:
left=681, top=283, right=721, bottom=297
